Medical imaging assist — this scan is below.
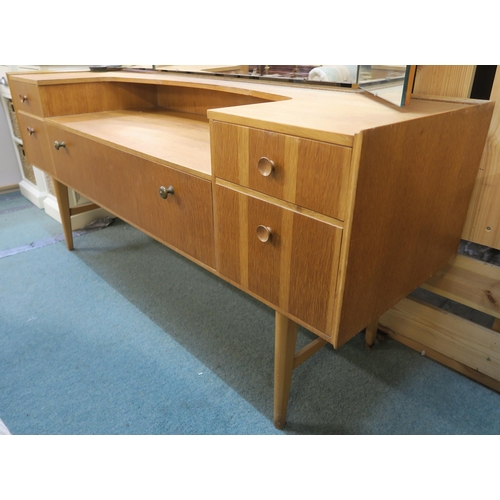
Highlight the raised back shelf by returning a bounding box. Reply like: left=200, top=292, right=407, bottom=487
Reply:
left=36, top=79, right=283, bottom=179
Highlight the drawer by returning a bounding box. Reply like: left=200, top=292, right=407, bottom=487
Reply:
left=211, top=121, right=352, bottom=220
left=17, top=112, right=55, bottom=176
left=214, top=183, right=342, bottom=334
left=47, top=125, right=215, bottom=268
left=8, top=78, right=43, bottom=116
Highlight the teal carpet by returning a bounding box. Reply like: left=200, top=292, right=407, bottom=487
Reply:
left=2, top=190, right=500, bottom=434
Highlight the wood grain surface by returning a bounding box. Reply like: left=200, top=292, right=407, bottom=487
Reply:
left=211, top=121, right=352, bottom=220
left=380, top=297, right=500, bottom=381
left=214, top=183, right=342, bottom=333
left=336, top=102, right=494, bottom=347
left=462, top=67, right=500, bottom=249
left=47, top=126, right=215, bottom=267
left=16, top=112, right=55, bottom=176
left=47, top=109, right=212, bottom=178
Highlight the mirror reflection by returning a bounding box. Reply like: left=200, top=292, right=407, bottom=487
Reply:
left=138, top=65, right=358, bottom=85
left=357, top=65, right=416, bottom=107
left=127, top=65, right=415, bottom=107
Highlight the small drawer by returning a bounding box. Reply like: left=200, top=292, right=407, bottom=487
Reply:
left=47, top=125, right=215, bottom=268
left=8, top=78, right=44, bottom=116
left=214, top=183, right=342, bottom=334
left=211, top=121, right=352, bottom=220
left=17, top=112, right=55, bottom=176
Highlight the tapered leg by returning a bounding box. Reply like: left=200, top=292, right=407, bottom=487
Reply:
left=52, top=179, right=74, bottom=251
left=274, top=311, right=298, bottom=429
left=365, top=318, right=379, bottom=349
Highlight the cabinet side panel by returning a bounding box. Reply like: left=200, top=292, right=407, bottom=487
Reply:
left=336, top=102, right=494, bottom=347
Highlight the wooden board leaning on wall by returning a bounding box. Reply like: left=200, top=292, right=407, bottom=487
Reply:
left=414, top=65, right=500, bottom=251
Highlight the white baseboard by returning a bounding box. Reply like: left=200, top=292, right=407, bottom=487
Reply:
left=19, top=180, right=47, bottom=209
left=43, top=194, right=114, bottom=230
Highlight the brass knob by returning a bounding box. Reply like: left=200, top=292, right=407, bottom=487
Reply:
left=159, top=185, right=174, bottom=199
left=54, top=141, right=66, bottom=150
left=257, top=157, right=275, bottom=177
left=27, top=127, right=35, bottom=136
left=19, top=94, right=28, bottom=103
left=256, top=225, right=272, bottom=242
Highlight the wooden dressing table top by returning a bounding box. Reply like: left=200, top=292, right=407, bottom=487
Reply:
left=13, top=70, right=473, bottom=147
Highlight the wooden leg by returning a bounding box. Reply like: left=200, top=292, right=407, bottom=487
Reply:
left=52, top=179, right=74, bottom=251
left=274, top=311, right=298, bottom=430
left=365, top=318, right=379, bottom=349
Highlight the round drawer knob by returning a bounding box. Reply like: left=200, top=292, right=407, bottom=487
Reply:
left=54, top=141, right=66, bottom=150
left=257, top=157, right=275, bottom=177
left=27, top=127, right=35, bottom=136
left=159, top=185, right=174, bottom=199
left=256, top=225, right=272, bottom=242
left=0, top=77, right=8, bottom=86
left=19, top=94, right=28, bottom=103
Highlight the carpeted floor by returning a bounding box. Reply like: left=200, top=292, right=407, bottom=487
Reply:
left=2, top=189, right=500, bottom=435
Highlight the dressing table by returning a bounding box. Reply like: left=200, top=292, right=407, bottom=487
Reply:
left=8, top=69, right=494, bottom=428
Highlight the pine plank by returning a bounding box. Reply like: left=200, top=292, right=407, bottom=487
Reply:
left=379, top=297, right=500, bottom=381
left=421, top=254, right=500, bottom=319
left=462, top=65, right=500, bottom=249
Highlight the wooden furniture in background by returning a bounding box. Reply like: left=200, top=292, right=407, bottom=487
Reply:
left=7, top=69, right=494, bottom=428
left=379, top=65, right=500, bottom=392
left=413, top=65, right=477, bottom=99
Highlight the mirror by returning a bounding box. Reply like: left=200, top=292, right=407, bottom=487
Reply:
left=126, top=65, right=415, bottom=107
left=131, top=65, right=358, bottom=86
left=357, top=65, right=416, bottom=107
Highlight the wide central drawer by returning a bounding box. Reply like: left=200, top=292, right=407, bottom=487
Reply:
left=46, top=125, right=215, bottom=268
left=214, top=183, right=343, bottom=335
left=211, top=121, right=352, bottom=221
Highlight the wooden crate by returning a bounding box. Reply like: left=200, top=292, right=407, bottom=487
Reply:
left=379, top=65, right=500, bottom=392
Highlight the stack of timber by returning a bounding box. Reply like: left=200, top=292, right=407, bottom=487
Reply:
left=378, top=65, right=500, bottom=391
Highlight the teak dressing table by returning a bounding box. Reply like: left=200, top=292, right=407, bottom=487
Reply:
left=8, top=70, right=494, bottom=429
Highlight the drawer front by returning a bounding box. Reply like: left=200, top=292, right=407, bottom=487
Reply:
left=214, top=184, right=342, bottom=334
left=8, top=79, right=43, bottom=116
left=211, top=121, right=352, bottom=220
left=47, top=125, right=215, bottom=268
left=17, top=112, right=55, bottom=176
